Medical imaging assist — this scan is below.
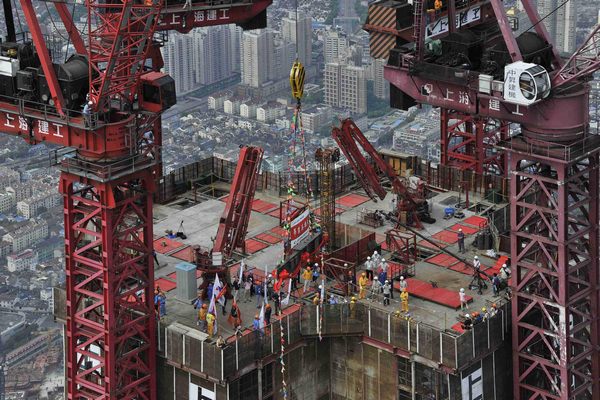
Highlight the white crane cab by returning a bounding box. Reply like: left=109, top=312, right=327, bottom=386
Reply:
left=503, top=61, right=551, bottom=106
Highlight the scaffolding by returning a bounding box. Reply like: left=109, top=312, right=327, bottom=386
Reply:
left=315, top=148, right=340, bottom=251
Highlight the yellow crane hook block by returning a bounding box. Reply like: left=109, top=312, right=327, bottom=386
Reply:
left=290, top=60, right=306, bottom=101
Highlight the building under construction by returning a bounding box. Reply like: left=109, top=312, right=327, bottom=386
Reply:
left=0, top=0, right=597, bottom=397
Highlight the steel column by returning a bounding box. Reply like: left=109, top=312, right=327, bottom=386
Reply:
left=506, top=137, right=600, bottom=400
left=440, top=109, right=508, bottom=176
left=61, top=168, right=157, bottom=400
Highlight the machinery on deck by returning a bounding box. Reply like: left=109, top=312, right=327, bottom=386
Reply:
left=0, top=0, right=271, bottom=398
left=332, top=118, right=434, bottom=229
left=366, top=0, right=600, bottom=397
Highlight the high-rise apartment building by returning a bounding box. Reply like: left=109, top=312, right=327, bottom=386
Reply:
left=273, top=39, right=296, bottom=81
left=162, top=26, right=240, bottom=94
left=372, top=58, right=389, bottom=100
left=323, top=30, right=349, bottom=64
left=282, top=11, right=313, bottom=67
left=241, top=29, right=275, bottom=87
left=535, top=0, right=576, bottom=53
left=162, top=33, right=195, bottom=93
left=324, top=63, right=367, bottom=114
left=193, top=26, right=235, bottom=86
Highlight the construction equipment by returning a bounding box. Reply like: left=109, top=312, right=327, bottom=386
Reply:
left=212, top=146, right=264, bottom=260
left=315, top=147, right=340, bottom=250
left=0, top=0, right=271, bottom=397
left=367, top=0, right=600, bottom=397
left=332, top=118, right=432, bottom=229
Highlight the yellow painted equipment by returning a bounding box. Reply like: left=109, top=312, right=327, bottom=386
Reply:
left=290, top=60, right=305, bottom=101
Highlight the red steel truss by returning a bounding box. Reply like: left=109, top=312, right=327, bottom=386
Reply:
left=440, top=109, right=509, bottom=176
left=213, top=146, right=264, bottom=258
left=501, top=137, right=600, bottom=399
left=60, top=160, right=157, bottom=400
left=87, top=0, right=163, bottom=111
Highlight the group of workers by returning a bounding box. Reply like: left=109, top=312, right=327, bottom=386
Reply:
left=461, top=303, right=500, bottom=330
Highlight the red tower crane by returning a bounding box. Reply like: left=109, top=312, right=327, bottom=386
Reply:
left=367, top=0, right=600, bottom=398
left=0, top=0, right=271, bottom=398
left=332, top=118, right=429, bottom=229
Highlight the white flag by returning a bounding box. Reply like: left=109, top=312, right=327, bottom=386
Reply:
left=281, top=279, right=292, bottom=306
left=259, top=303, right=265, bottom=330
left=213, top=274, right=225, bottom=306
left=239, top=259, right=245, bottom=283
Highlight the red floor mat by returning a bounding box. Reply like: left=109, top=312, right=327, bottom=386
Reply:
left=396, top=278, right=472, bottom=309
left=313, top=206, right=345, bottom=217
left=425, top=253, right=459, bottom=267
left=252, top=199, right=278, bottom=214
left=270, top=226, right=287, bottom=237
left=417, top=240, right=443, bottom=250
left=245, top=239, right=269, bottom=254
left=267, top=208, right=282, bottom=218
left=153, top=237, right=185, bottom=254
left=451, top=322, right=465, bottom=333
left=254, top=232, right=282, bottom=244
left=171, top=246, right=195, bottom=262
left=167, top=272, right=176, bottom=280
left=463, top=215, right=488, bottom=227
left=431, top=230, right=459, bottom=244
left=336, top=193, right=371, bottom=208
left=449, top=224, right=479, bottom=235
left=155, top=278, right=177, bottom=292
left=490, top=255, right=509, bottom=274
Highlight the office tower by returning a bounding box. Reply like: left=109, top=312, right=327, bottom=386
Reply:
left=282, top=11, right=313, bottom=66
left=535, top=0, right=576, bottom=53
left=241, top=29, right=274, bottom=87
left=324, top=63, right=367, bottom=114
left=162, top=33, right=196, bottom=94
left=273, top=39, right=296, bottom=81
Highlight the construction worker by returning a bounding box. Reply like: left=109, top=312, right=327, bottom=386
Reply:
left=158, top=289, right=167, bottom=318
left=434, top=0, right=442, bottom=11
left=206, top=311, right=215, bottom=337
left=462, top=313, right=473, bottom=330
left=313, top=293, right=320, bottom=305
left=350, top=296, right=357, bottom=318
left=459, top=288, right=468, bottom=310
left=491, top=273, right=501, bottom=296
left=500, top=263, right=511, bottom=281
left=197, top=304, right=208, bottom=332
left=489, top=303, right=498, bottom=317
left=358, top=272, right=369, bottom=299
left=243, top=275, right=252, bottom=303
left=365, top=256, right=374, bottom=280
left=312, top=263, right=320, bottom=285
left=482, top=307, right=489, bottom=321
left=372, top=250, right=381, bottom=267
left=347, top=270, right=356, bottom=296
left=370, top=276, right=381, bottom=299
left=399, top=276, right=408, bottom=291
left=302, top=266, right=312, bottom=293
left=457, top=228, right=465, bottom=253
left=473, top=256, right=481, bottom=270
left=400, top=287, right=409, bottom=312
left=265, top=304, right=272, bottom=325
left=383, top=280, right=391, bottom=306
left=379, top=258, right=388, bottom=274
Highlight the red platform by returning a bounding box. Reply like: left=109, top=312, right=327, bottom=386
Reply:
left=267, top=208, right=282, bottom=218
left=254, top=232, right=282, bottom=244
left=451, top=322, right=465, bottom=333
left=336, top=193, right=371, bottom=208
left=449, top=223, right=479, bottom=235
left=155, top=278, right=177, bottom=292
left=153, top=237, right=185, bottom=254
left=396, top=278, right=473, bottom=309
left=171, top=246, right=195, bottom=262
left=462, top=215, right=488, bottom=227
left=245, top=238, right=270, bottom=254
left=431, top=230, right=459, bottom=244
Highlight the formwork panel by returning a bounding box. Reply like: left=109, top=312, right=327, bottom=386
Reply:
left=362, top=344, right=380, bottom=399
left=368, top=307, right=389, bottom=343
left=409, top=322, right=418, bottom=352
left=472, top=322, right=488, bottom=358
left=166, top=329, right=184, bottom=365
left=201, top=340, right=222, bottom=379
left=379, top=350, right=398, bottom=400
left=456, top=330, right=473, bottom=369
left=441, top=332, right=457, bottom=369
left=488, top=313, right=503, bottom=350
left=418, top=324, right=438, bottom=361
left=222, top=344, right=236, bottom=378
left=175, top=367, right=189, bottom=400
left=390, top=316, right=409, bottom=351
left=157, top=358, right=174, bottom=399
left=185, top=335, right=202, bottom=373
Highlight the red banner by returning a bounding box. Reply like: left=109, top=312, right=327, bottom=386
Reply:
left=290, top=209, right=310, bottom=248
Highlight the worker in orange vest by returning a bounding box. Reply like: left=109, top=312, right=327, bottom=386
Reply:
left=358, top=272, right=369, bottom=300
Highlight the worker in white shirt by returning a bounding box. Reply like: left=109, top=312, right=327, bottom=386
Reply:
left=365, top=256, right=374, bottom=280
